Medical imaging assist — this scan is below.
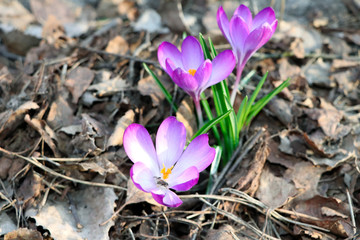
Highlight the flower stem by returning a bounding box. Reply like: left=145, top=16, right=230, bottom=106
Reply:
left=194, top=98, right=204, bottom=127
left=230, top=64, right=244, bottom=106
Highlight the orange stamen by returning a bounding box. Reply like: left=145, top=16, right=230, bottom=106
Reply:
left=160, top=164, right=173, bottom=180
left=188, top=69, right=196, bottom=76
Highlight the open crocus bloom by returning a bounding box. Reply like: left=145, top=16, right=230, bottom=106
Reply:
left=123, top=116, right=215, bottom=207
left=157, top=36, right=236, bottom=103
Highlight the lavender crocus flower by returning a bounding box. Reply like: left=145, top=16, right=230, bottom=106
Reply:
left=158, top=36, right=236, bottom=126
left=123, top=116, right=215, bottom=207
left=217, top=5, right=278, bottom=104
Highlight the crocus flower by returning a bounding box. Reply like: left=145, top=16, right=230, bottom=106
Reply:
left=217, top=5, right=278, bottom=104
left=123, top=116, right=215, bottom=207
left=158, top=36, right=236, bottom=125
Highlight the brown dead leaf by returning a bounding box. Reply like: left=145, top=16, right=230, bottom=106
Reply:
left=206, top=225, right=236, bottom=240
left=105, top=36, right=129, bottom=55
left=138, top=75, right=172, bottom=106
left=107, top=109, right=135, bottom=147
left=0, top=157, right=12, bottom=180
left=331, top=59, right=360, bottom=70
left=24, top=114, right=61, bottom=157
left=295, top=195, right=353, bottom=237
left=176, top=97, right=197, bottom=141
left=41, top=15, right=68, bottom=48
left=65, top=67, right=95, bottom=104
left=267, top=97, right=292, bottom=126
left=256, top=165, right=297, bottom=208
left=284, top=161, right=326, bottom=201
left=17, top=170, right=42, bottom=209
left=0, top=101, right=39, bottom=140
left=303, top=58, right=334, bottom=88
left=4, top=228, right=43, bottom=240
left=267, top=138, right=302, bottom=169
left=87, top=77, right=129, bottom=97
left=0, top=1, right=35, bottom=30
left=290, top=38, right=305, bottom=58
left=47, top=95, right=75, bottom=129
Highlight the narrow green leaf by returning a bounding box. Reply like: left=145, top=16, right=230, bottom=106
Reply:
left=199, top=33, right=212, bottom=60
left=200, top=92, right=221, bottom=144
left=224, top=97, right=238, bottom=147
left=191, top=109, right=231, bottom=141
left=143, top=63, right=178, bottom=112
left=236, top=95, right=248, bottom=133
left=244, top=72, right=268, bottom=118
left=238, top=69, right=256, bottom=91
left=208, top=36, right=217, bottom=58
left=247, top=78, right=290, bottom=122
left=206, top=145, right=222, bottom=194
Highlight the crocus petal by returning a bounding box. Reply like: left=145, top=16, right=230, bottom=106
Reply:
left=156, top=116, right=186, bottom=168
left=234, top=4, right=252, bottom=27
left=229, top=15, right=250, bottom=59
left=242, top=23, right=272, bottom=63
left=151, top=190, right=183, bottom=208
left=181, top=36, right=204, bottom=71
left=194, top=59, right=212, bottom=92
left=168, top=166, right=199, bottom=191
left=217, top=6, right=232, bottom=46
left=173, top=134, right=215, bottom=173
left=252, top=7, right=276, bottom=31
left=206, top=50, right=236, bottom=89
left=123, top=124, right=160, bottom=175
left=158, top=42, right=183, bottom=72
left=171, top=67, right=198, bottom=98
left=130, top=162, right=158, bottom=192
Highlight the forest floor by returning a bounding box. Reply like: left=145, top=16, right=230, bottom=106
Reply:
left=0, top=0, right=360, bottom=239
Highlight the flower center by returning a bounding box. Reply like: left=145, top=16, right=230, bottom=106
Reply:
left=160, top=164, right=173, bottom=180
left=188, top=69, right=196, bottom=76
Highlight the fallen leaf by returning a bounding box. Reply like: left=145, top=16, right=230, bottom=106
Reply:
left=267, top=97, right=292, bottom=126
left=295, top=195, right=353, bottom=237
left=0, top=101, right=39, bottom=140
left=0, top=212, right=17, bottom=236
left=176, top=97, right=197, bottom=141
left=256, top=165, right=297, bottom=208
left=105, top=35, right=129, bottom=55
left=16, top=170, right=42, bottom=209
left=137, top=75, right=172, bottom=106
left=290, top=38, right=305, bottom=58
left=87, top=77, right=129, bottom=97
left=132, top=9, right=169, bottom=33
left=4, top=228, right=42, bottom=240
left=303, top=58, right=334, bottom=88
left=206, top=225, right=236, bottom=240
left=26, top=186, right=117, bottom=240
left=65, top=67, right=95, bottom=104
left=107, top=109, right=135, bottom=147
left=46, top=95, right=75, bottom=130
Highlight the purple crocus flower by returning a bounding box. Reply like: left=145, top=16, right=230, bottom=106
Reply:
left=158, top=36, right=236, bottom=126
left=123, top=116, right=215, bottom=207
left=217, top=5, right=278, bottom=104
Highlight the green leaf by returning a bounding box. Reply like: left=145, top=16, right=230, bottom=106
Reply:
left=238, top=69, right=256, bottom=91
left=191, top=109, right=231, bottom=141
left=247, top=78, right=290, bottom=122
left=200, top=92, right=221, bottom=144
left=199, top=33, right=212, bottom=60
left=143, top=63, right=178, bottom=112
left=244, top=71, right=268, bottom=119
left=208, top=36, right=217, bottom=58
left=206, top=145, right=222, bottom=194
left=236, top=95, right=248, bottom=133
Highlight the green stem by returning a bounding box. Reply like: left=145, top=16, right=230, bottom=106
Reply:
left=194, top=98, right=204, bottom=128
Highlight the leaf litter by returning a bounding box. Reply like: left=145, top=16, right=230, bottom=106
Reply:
left=0, top=0, right=359, bottom=239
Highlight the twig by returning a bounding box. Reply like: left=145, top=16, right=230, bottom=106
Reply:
left=0, top=147, right=127, bottom=191
left=346, top=189, right=357, bottom=236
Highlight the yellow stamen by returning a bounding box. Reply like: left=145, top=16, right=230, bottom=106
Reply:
left=160, top=164, right=174, bottom=180
left=188, top=69, right=196, bottom=76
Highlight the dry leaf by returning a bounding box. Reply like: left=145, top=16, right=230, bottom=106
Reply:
left=107, top=109, right=135, bottom=147
left=303, top=58, right=334, bottom=88
left=176, top=97, right=197, bottom=141
left=138, top=75, right=172, bottom=106
left=290, top=38, right=305, bottom=58
left=0, top=212, right=17, bottom=236
left=26, top=187, right=117, bottom=240
left=105, top=36, right=129, bottom=55
left=16, top=170, right=42, bottom=208
left=47, top=95, right=75, bottom=129
left=65, top=67, right=95, bottom=104
left=4, top=228, right=42, bottom=240
left=125, top=179, right=161, bottom=206
left=206, top=225, right=236, bottom=240
left=256, top=165, right=297, bottom=208
left=87, top=77, right=129, bottom=97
